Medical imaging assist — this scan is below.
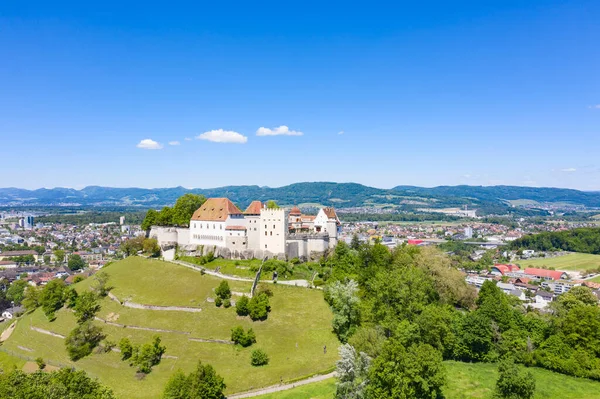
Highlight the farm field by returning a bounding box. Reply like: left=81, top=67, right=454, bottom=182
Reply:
left=516, top=252, right=600, bottom=272
left=253, top=361, right=600, bottom=399
left=1, top=257, right=339, bottom=399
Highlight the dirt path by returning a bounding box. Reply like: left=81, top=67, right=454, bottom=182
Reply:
left=0, top=321, right=17, bottom=342
left=30, top=326, right=65, bottom=339
left=227, top=371, right=336, bottom=399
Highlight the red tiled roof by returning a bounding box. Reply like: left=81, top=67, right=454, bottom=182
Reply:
left=407, top=239, right=423, bottom=245
left=290, top=206, right=301, bottom=216
left=244, top=201, right=263, bottom=215
left=225, top=225, right=247, bottom=231
left=493, top=264, right=520, bottom=274
left=191, top=198, right=242, bottom=221
left=323, top=207, right=338, bottom=220
left=524, top=268, right=567, bottom=281
left=302, top=215, right=316, bottom=221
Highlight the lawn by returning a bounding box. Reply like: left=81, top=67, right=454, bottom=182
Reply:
left=444, top=361, right=600, bottom=399
left=252, top=361, right=600, bottom=399
left=516, top=252, right=600, bottom=272
left=3, top=257, right=339, bottom=399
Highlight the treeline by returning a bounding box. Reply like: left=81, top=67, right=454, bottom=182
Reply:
left=37, top=211, right=146, bottom=225
left=340, top=212, right=461, bottom=223
left=322, top=241, right=600, bottom=398
left=510, top=227, right=600, bottom=254
left=141, top=194, right=206, bottom=230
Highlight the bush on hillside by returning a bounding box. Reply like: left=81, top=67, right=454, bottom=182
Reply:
left=163, top=361, right=225, bottom=399
left=215, top=281, right=231, bottom=300
left=231, top=326, right=256, bottom=347
left=236, top=295, right=250, bottom=316
left=248, top=292, right=271, bottom=321
left=250, top=349, right=269, bottom=366
left=495, top=357, right=536, bottom=399
left=223, top=298, right=231, bottom=308
left=65, top=322, right=105, bottom=361
left=215, top=297, right=223, bottom=307
left=119, top=338, right=133, bottom=360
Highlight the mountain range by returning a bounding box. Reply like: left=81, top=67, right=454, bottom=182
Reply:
left=1, top=183, right=599, bottom=215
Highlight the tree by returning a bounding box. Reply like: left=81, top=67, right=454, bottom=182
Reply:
left=236, top=295, right=250, bottom=316
left=265, top=200, right=280, bottom=209
left=53, top=249, right=65, bottom=264
left=0, top=368, right=115, bottom=398
left=495, top=357, right=536, bottom=399
left=172, top=194, right=207, bottom=226
left=325, top=279, right=361, bottom=342
left=38, top=279, right=67, bottom=320
left=367, top=340, right=446, bottom=399
left=141, top=209, right=160, bottom=231
left=248, top=292, right=271, bottom=321
left=121, top=236, right=145, bottom=256
left=35, top=357, right=46, bottom=370
left=6, top=279, right=28, bottom=305
left=91, top=271, right=112, bottom=297
left=119, top=337, right=133, bottom=360
left=22, top=285, right=40, bottom=313
left=348, top=326, right=386, bottom=359
left=231, top=326, right=256, bottom=347
left=68, top=254, right=86, bottom=271
left=335, top=344, right=370, bottom=399
left=73, top=291, right=101, bottom=324
left=65, top=322, right=105, bottom=361
left=350, top=234, right=361, bottom=250
left=143, top=238, right=161, bottom=257
left=131, top=336, right=166, bottom=374
left=162, top=361, right=226, bottom=399
left=250, top=349, right=269, bottom=366
left=215, top=281, right=231, bottom=300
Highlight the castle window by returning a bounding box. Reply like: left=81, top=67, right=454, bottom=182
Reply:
left=265, top=232, right=267, bottom=236
left=273, top=224, right=275, bottom=229
left=270, top=231, right=272, bottom=236
left=265, top=244, right=267, bottom=249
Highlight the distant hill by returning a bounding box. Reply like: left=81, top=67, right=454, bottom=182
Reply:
left=1, top=183, right=600, bottom=216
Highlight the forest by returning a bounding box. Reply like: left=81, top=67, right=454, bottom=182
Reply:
left=510, top=228, right=600, bottom=254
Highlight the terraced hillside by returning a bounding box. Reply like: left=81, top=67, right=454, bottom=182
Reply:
left=0, top=257, right=339, bottom=399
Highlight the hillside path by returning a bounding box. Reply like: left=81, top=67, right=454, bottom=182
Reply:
left=171, top=260, right=312, bottom=287
left=227, top=371, right=336, bottom=399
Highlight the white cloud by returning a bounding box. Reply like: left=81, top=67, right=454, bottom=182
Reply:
left=196, top=129, right=248, bottom=144
left=168, top=141, right=181, bottom=146
left=136, top=139, right=163, bottom=150
left=588, top=104, right=600, bottom=109
left=561, top=168, right=577, bottom=173
left=338, top=130, right=344, bottom=135
left=256, top=125, right=303, bottom=136
left=184, top=137, right=192, bottom=141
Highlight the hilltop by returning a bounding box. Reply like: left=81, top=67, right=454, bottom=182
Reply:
left=2, top=182, right=600, bottom=215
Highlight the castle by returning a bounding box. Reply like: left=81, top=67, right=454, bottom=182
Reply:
left=150, top=198, right=340, bottom=260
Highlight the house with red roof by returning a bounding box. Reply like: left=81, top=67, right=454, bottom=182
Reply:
left=524, top=268, right=569, bottom=281
left=490, top=264, right=520, bottom=276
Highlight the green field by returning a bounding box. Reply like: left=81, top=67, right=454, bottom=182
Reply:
left=253, top=361, right=600, bottom=399
left=516, top=252, right=600, bottom=272
left=2, top=257, right=339, bottom=399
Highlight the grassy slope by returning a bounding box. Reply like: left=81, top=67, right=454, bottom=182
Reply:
left=516, top=252, right=600, bottom=272
left=3, top=257, right=339, bottom=399
left=254, top=361, right=600, bottom=399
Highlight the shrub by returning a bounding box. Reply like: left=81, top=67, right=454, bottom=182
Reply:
left=223, top=298, right=231, bottom=308
left=65, top=322, right=105, bottom=361
left=130, top=336, right=166, bottom=374
left=119, top=337, right=133, bottom=360
left=255, top=285, right=273, bottom=297
left=215, top=281, right=231, bottom=300
left=495, top=357, right=536, bottom=399
left=163, top=361, right=225, bottom=399
left=231, top=326, right=257, bottom=347
left=103, top=340, right=116, bottom=353
left=236, top=295, right=250, bottom=316
left=251, top=349, right=269, bottom=366
left=215, top=297, right=223, bottom=307
left=249, top=292, right=271, bottom=321
left=36, top=357, right=46, bottom=370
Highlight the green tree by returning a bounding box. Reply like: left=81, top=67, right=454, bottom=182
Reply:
left=215, top=281, right=231, bottom=300
left=73, top=291, right=101, bottom=324
left=250, top=349, right=269, bottom=366
left=22, top=285, right=40, bottom=313
left=325, top=279, right=361, bottom=342
left=265, top=200, right=280, bottom=209
left=141, top=209, right=160, bottom=231
left=367, top=340, right=446, bottom=399
left=248, top=292, right=271, bottom=321
left=68, top=254, right=86, bottom=271
left=162, top=361, right=226, bottom=399
left=91, top=271, right=112, bottom=297
left=65, top=322, right=105, bottom=361
left=350, top=234, right=361, bottom=250
left=172, top=194, right=207, bottom=226
left=235, top=295, right=250, bottom=316
left=119, top=337, right=133, bottom=360
left=495, top=357, right=536, bottom=399
left=120, top=235, right=145, bottom=256
left=230, top=326, right=256, bottom=347
left=6, top=279, right=28, bottom=305
left=53, top=249, right=65, bottom=264
left=131, top=336, right=166, bottom=374
left=38, top=279, right=67, bottom=320
left=143, top=238, right=161, bottom=257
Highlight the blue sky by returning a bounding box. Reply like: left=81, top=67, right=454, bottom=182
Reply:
left=1, top=1, right=599, bottom=190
